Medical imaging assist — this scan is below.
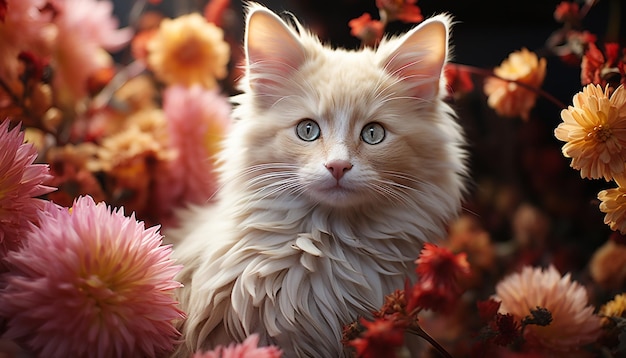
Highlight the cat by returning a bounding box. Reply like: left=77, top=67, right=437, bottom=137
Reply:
left=169, top=3, right=467, bottom=357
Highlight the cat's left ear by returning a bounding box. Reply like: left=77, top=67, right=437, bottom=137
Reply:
left=380, top=15, right=451, bottom=99
left=243, top=4, right=307, bottom=106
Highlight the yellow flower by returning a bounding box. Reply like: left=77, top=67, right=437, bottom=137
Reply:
left=555, top=84, right=626, bottom=181
left=483, top=48, right=547, bottom=120
left=589, top=236, right=626, bottom=289
left=598, top=181, right=626, bottom=234
left=599, top=293, right=626, bottom=320
left=147, top=13, right=230, bottom=88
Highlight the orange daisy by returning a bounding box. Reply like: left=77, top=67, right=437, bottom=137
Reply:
left=598, top=180, right=626, bottom=234
left=483, top=48, right=547, bottom=120
left=555, top=84, right=626, bottom=181
left=589, top=235, right=626, bottom=289
left=147, top=13, right=230, bottom=88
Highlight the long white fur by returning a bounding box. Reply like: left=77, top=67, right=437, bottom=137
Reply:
left=169, top=3, right=466, bottom=357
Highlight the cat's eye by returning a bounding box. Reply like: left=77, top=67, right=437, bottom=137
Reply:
left=296, top=119, right=321, bottom=141
left=361, top=122, right=385, bottom=145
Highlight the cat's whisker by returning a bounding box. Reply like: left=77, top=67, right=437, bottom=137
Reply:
left=244, top=62, right=318, bottom=99
left=377, top=95, right=423, bottom=105
left=382, top=170, right=430, bottom=186
left=270, top=95, right=300, bottom=109
left=235, top=163, right=300, bottom=178
left=384, top=55, right=425, bottom=79
left=243, top=185, right=304, bottom=212
left=371, top=75, right=439, bottom=109
left=240, top=177, right=304, bottom=210
left=368, top=181, right=415, bottom=208
left=215, top=163, right=304, bottom=209
left=245, top=172, right=297, bottom=187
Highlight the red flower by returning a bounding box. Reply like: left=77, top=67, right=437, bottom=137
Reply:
left=444, top=63, right=474, bottom=99
left=348, top=13, right=384, bottom=47
left=477, top=299, right=501, bottom=323
left=0, top=0, right=6, bottom=22
left=131, top=29, right=158, bottom=62
left=415, top=243, right=470, bottom=286
left=204, top=0, right=230, bottom=27
left=348, top=317, right=406, bottom=358
left=555, top=30, right=597, bottom=66
left=407, top=279, right=455, bottom=312
left=554, top=1, right=580, bottom=23
left=406, top=243, right=470, bottom=312
left=376, top=289, right=408, bottom=318
left=489, top=313, right=521, bottom=346
left=376, top=0, right=423, bottom=23
left=581, top=42, right=626, bottom=88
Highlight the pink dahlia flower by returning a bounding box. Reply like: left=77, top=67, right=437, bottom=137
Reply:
left=0, top=195, right=184, bottom=357
left=154, top=85, right=231, bottom=226
left=49, top=0, right=132, bottom=100
left=0, top=0, right=55, bottom=82
left=0, top=119, right=54, bottom=257
left=193, top=334, right=282, bottom=358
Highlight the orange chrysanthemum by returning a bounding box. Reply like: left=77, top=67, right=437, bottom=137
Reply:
left=589, top=234, right=626, bottom=289
left=599, top=293, right=626, bottom=321
left=147, top=13, right=230, bottom=88
left=555, top=84, right=626, bottom=181
left=483, top=48, right=547, bottom=120
left=494, top=265, right=602, bottom=354
left=598, top=181, right=626, bottom=234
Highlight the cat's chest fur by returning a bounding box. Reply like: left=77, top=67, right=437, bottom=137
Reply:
left=172, top=187, right=441, bottom=357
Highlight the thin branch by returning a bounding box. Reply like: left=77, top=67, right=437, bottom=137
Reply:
left=450, top=63, right=568, bottom=110
left=408, top=326, right=454, bottom=358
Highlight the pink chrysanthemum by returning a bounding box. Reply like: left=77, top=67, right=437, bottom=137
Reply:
left=494, top=265, right=602, bottom=354
left=0, top=0, right=55, bottom=82
left=49, top=0, right=132, bottom=100
left=0, top=120, right=54, bottom=257
left=192, top=334, right=282, bottom=358
left=0, top=195, right=184, bottom=357
left=154, top=85, right=231, bottom=225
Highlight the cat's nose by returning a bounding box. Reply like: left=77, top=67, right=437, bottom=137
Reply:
left=325, top=160, right=353, bottom=181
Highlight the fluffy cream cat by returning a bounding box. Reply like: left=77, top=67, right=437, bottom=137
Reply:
left=169, top=3, right=466, bottom=357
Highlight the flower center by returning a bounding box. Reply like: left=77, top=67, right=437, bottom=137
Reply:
left=587, top=124, right=612, bottom=142
left=176, top=37, right=203, bottom=65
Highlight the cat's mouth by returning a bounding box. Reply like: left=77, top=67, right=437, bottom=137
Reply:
left=313, top=183, right=360, bottom=206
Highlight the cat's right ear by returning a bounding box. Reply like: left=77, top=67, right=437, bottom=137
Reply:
left=244, top=4, right=306, bottom=103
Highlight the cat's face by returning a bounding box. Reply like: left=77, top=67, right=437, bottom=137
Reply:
left=230, top=5, right=465, bottom=210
